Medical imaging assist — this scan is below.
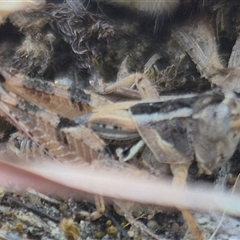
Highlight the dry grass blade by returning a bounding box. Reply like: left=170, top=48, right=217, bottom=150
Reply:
left=228, top=33, right=240, bottom=68
left=0, top=150, right=239, bottom=217
left=172, top=17, right=240, bottom=92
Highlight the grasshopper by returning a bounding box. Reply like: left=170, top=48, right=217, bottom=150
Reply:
left=0, top=65, right=240, bottom=239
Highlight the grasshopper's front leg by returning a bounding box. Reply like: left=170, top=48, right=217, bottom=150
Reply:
left=102, top=73, right=159, bottom=100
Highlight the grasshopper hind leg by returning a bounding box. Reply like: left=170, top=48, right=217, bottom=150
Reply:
left=171, top=163, right=204, bottom=240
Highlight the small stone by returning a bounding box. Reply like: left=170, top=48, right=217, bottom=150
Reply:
left=95, top=231, right=104, bottom=239
left=106, top=220, right=112, bottom=227
left=171, top=222, right=180, bottom=233
left=197, top=217, right=208, bottom=225
left=147, top=214, right=154, bottom=220
left=127, top=230, right=135, bottom=238
left=107, top=225, right=118, bottom=237
left=147, top=220, right=158, bottom=231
